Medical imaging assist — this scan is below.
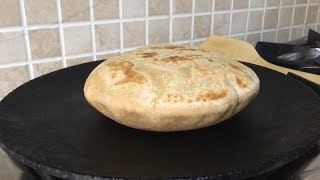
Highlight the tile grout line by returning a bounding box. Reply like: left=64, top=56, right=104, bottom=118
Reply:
left=172, top=38, right=208, bottom=45
left=193, top=37, right=207, bottom=42
left=302, top=0, right=310, bottom=36
left=193, top=12, right=213, bottom=16
left=169, top=0, right=173, bottom=44
left=18, top=0, right=34, bottom=79
left=89, top=0, right=96, bottom=61
left=228, top=0, right=234, bottom=37
left=27, top=24, right=59, bottom=31
left=119, top=0, right=124, bottom=53
left=245, top=0, right=252, bottom=41
left=289, top=0, right=297, bottom=41
left=146, top=15, right=170, bottom=20
left=0, top=62, right=28, bottom=69
left=210, top=0, right=215, bottom=35
left=122, top=46, right=144, bottom=52
left=29, top=57, right=63, bottom=64
left=259, top=0, right=267, bottom=41
left=0, top=26, right=24, bottom=32
left=190, top=0, right=195, bottom=45
left=275, top=3, right=282, bottom=42
left=145, top=0, right=149, bottom=45
left=1, top=24, right=71, bottom=30
left=172, top=40, right=192, bottom=45
left=96, top=49, right=121, bottom=55
left=56, top=0, right=67, bottom=68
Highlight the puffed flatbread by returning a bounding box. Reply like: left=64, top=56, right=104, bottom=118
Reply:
left=84, top=45, right=260, bottom=132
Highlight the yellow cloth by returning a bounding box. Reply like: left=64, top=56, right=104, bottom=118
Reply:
left=200, top=35, right=320, bottom=84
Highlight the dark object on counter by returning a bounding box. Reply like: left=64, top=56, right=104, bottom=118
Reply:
left=0, top=61, right=319, bottom=180
left=307, top=29, right=320, bottom=47
left=256, top=29, right=320, bottom=75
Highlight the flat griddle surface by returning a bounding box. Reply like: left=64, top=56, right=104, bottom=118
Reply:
left=0, top=61, right=319, bottom=179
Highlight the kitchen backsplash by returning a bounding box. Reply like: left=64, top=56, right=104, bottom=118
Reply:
left=0, top=0, right=319, bottom=99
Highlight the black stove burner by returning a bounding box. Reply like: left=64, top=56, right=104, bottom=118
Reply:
left=315, top=57, right=320, bottom=65
left=256, top=29, right=320, bottom=75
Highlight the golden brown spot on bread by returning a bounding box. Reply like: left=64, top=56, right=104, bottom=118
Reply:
left=161, top=54, right=202, bottom=63
left=208, top=60, right=213, bottom=62
left=187, top=54, right=203, bottom=58
left=236, top=76, right=247, bottom=88
left=107, top=61, right=146, bottom=85
left=162, top=56, right=192, bottom=63
left=164, top=92, right=185, bottom=103
left=166, top=46, right=185, bottom=49
left=196, top=90, right=228, bottom=102
left=180, top=66, right=192, bottom=78
left=187, top=99, right=193, bottom=103
left=195, top=64, right=215, bottom=77
left=111, top=72, right=116, bottom=79
left=139, top=52, right=158, bottom=58
left=228, top=63, right=243, bottom=72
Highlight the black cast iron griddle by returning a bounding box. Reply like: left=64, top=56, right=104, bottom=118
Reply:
left=0, top=61, right=320, bottom=179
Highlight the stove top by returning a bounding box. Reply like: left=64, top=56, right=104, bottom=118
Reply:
left=256, top=29, right=320, bottom=75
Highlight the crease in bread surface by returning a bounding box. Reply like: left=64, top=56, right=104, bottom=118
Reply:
left=84, top=45, right=260, bottom=132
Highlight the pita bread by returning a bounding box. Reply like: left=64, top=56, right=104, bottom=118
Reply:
left=84, top=45, right=260, bottom=132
